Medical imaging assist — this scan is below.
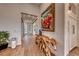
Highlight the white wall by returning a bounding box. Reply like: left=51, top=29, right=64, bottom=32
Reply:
left=0, top=3, right=41, bottom=45
left=40, top=3, right=64, bottom=56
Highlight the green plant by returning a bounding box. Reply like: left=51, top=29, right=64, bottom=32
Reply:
left=0, top=31, right=9, bottom=46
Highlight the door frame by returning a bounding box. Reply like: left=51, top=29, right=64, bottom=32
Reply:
left=21, top=12, right=37, bottom=45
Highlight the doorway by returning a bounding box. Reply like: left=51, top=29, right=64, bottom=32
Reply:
left=21, top=12, right=37, bottom=47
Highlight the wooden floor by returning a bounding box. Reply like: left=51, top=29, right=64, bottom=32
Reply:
left=68, top=47, right=79, bottom=56
left=24, top=35, right=45, bottom=56
left=0, top=36, right=45, bottom=56
left=0, top=45, right=24, bottom=56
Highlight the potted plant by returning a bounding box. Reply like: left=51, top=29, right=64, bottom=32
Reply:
left=0, top=31, right=9, bottom=50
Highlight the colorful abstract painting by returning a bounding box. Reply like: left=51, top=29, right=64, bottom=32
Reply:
left=41, top=3, right=55, bottom=32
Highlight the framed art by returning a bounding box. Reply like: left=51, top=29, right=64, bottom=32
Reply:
left=41, top=3, right=55, bottom=32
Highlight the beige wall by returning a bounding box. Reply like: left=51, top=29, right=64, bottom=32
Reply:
left=40, top=3, right=50, bottom=13
left=77, top=4, right=79, bottom=47
left=0, top=3, right=41, bottom=45
left=40, top=3, right=64, bottom=56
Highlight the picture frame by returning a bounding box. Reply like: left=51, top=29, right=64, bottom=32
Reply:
left=41, top=3, right=55, bottom=32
